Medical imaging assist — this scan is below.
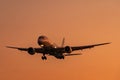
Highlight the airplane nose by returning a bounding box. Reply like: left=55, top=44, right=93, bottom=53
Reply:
left=39, top=35, right=48, bottom=40
left=38, top=35, right=48, bottom=46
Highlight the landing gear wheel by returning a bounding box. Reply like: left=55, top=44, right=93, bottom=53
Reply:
left=41, top=56, right=47, bottom=60
left=42, top=56, right=44, bottom=60
left=62, top=56, right=64, bottom=59
left=44, top=56, right=47, bottom=60
left=60, top=56, right=64, bottom=59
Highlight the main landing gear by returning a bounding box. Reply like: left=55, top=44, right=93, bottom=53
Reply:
left=41, top=56, right=47, bottom=60
left=41, top=53, right=47, bottom=60
left=60, top=56, right=64, bottom=59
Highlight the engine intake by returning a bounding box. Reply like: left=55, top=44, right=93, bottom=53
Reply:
left=28, top=47, right=35, bottom=55
left=64, top=46, right=72, bottom=53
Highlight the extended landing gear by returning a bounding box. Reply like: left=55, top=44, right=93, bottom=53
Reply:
left=41, top=56, right=47, bottom=60
left=61, top=56, right=64, bottom=59
left=58, top=56, right=64, bottom=59
left=62, top=56, right=64, bottom=59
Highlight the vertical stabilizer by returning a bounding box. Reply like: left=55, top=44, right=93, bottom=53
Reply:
left=61, top=37, right=65, bottom=47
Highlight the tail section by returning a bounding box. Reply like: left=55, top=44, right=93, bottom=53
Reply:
left=61, top=37, right=65, bottom=47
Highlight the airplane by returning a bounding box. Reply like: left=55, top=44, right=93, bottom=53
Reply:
left=6, top=35, right=110, bottom=60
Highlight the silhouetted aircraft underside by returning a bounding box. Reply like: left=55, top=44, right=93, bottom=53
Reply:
left=6, top=35, right=110, bottom=60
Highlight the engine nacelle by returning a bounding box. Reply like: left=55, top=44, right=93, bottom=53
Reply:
left=28, top=47, right=35, bottom=55
left=64, top=46, right=72, bottom=53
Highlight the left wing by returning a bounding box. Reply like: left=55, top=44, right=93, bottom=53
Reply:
left=71, top=42, right=111, bottom=51
left=6, top=46, right=43, bottom=53
left=6, top=46, right=28, bottom=51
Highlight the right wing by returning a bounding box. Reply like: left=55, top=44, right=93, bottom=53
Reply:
left=71, top=42, right=111, bottom=51
left=48, top=42, right=111, bottom=54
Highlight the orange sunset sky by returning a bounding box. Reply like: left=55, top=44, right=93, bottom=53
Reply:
left=0, top=0, right=120, bottom=80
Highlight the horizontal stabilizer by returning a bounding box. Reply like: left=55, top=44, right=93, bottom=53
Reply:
left=65, top=53, right=82, bottom=56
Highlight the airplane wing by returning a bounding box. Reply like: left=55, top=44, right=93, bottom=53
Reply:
left=6, top=42, right=110, bottom=54
left=6, top=46, right=28, bottom=51
left=71, top=42, right=111, bottom=51
left=6, top=46, right=43, bottom=53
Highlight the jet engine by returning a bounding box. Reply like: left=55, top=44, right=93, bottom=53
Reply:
left=28, top=47, right=35, bottom=55
left=64, top=46, right=72, bottom=53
